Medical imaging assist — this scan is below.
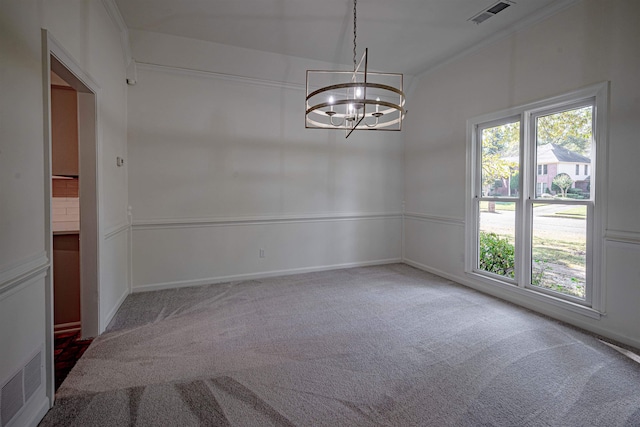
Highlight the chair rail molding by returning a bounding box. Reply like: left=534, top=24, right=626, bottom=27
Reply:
left=0, top=252, right=49, bottom=299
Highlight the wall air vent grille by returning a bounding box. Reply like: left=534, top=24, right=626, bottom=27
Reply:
left=487, top=2, right=512, bottom=14
left=0, top=371, right=23, bottom=427
left=0, top=348, right=43, bottom=427
left=469, top=1, right=514, bottom=25
left=471, top=12, right=493, bottom=24
left=23, top=352, right=42, bottom=403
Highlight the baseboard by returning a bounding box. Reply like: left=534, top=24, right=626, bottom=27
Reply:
left=133, top=258, right=402, bottom=293
left=3, top=392, right=49, bottom=427
left=402, top=258, right=640, bottom=350
left=26, top=396, right=50, bottom=427
left=54, top=321, right=81, bottom=335
left=101, top=287, right=129, bottom=332
left=402, top=258, right=463, bottom=285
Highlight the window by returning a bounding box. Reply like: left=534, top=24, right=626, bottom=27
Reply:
left=466, top=83, right=608, bottom=315
left=585, top=165, right=589, bottom=175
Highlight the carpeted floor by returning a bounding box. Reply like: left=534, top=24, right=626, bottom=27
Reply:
left=40, top=264, right=640, bottom=426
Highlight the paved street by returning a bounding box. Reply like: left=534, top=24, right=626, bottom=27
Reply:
left=480, top=205, right=585, bottom=242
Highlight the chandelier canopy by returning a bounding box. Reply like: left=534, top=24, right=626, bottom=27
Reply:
left=305, top=0, right=406, bottom=138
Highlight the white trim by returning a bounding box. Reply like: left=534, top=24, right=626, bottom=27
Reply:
left=605, top=238, right=640, bottom=251
left=133, top=258, right=402, bottom=293
left=599, top=340, right=640, bottom=364
left=407, top=258, right=600, bottom=319
left=54, top=322, right=82, bottom=335
left=404, top=212, right=465, bottom=227
left=132, top=212, right=403, bottom=230
left=43, top=29, right=103, bottom=410
left=4, top=395, right=49, bottom=427
left=100, top=0, right=133, bottom=68
left=465, top=82, right=608, bottom=314
left=0, top=271, right=48, bottom=304
left=136, top=62, right=305, bottom=91
left=48, top=39, right=101, bottom=92
left=101, top=286, right=129, bottom=331
left=403, top=257, right=640, bottom=350
left=22, top=397, right=50, bottom=427
left=416, top=0, right=581, bottom=78
left=0, top=252, right=49, bottom=297
left=104, top=222, right=130, bottom=240
left=605, top=230, right=640, bottom=246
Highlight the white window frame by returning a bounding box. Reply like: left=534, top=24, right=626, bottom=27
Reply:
left=465, top=83, right=608, bottom=318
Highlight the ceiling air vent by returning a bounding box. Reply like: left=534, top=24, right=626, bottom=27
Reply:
left=469, top=1, right=514, bottom=25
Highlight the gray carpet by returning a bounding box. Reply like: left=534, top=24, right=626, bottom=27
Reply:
left=41, top=264, right=640, bottom=426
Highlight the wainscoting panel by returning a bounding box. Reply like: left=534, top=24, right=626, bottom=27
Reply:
left=132, top=214, right=402, bottom=292
left=403, top=214, right=465, bottom=278
left=100, top=226, right=130, bottom=332
left=602, top=239, right=640, bottom=344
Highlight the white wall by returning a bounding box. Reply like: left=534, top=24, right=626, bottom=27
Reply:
left=127, top=31, right=405, bottom=291
left=0, top=1, right=129, bottom=424
left=404, top=0, right=640, bottom=348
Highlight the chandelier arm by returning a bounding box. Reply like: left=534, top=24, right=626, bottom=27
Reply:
left=364, top=117, right=380, bottom=127
left=330, top=115, right=345, bottom=127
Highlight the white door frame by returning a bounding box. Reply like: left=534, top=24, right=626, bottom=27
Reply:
left=41, top=29, right=101, bottom=403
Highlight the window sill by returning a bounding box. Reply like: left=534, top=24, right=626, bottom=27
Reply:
left=466, top=271, right=602, bottom=320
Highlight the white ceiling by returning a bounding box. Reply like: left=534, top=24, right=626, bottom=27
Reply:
left=115, top=0, right=575, bottom=75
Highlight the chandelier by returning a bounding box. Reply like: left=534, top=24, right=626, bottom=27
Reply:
left=305, top=0, right=406, bottom=138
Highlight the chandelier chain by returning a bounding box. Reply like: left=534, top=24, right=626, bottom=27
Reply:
left=353, top=0, right=357, bottom=71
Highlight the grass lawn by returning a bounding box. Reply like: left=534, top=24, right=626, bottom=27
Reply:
left=479, top=201, right=516, bottom=211
left=479, top=231, right=586, bottom=298
left=532, top=236, right=586, bottom=270
left=554, top=206, right=587, bottom=219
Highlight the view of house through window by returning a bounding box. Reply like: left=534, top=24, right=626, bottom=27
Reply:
left=471, top=95, right=599, bottom=306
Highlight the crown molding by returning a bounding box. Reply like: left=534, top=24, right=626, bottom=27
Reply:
left=100, top=0, right=133, bottom=67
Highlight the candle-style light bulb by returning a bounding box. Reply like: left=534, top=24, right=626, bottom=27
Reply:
left=376, top=97, right=380, bottom=113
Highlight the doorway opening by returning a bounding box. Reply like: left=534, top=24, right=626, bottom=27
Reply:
left=43, top=31, right=100, bottom=402
left=50, top=71, right=92, bottom=389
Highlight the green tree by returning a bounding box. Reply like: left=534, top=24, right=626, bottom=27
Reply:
left=552, top=173, right=573, bottom=197
left=482, top=122, right=520, bottom=156
left=481, top=122, right=519, bottom=195
left=509, top=171, right=519, bottom=196
left=537, top=107, right=592, bottom=155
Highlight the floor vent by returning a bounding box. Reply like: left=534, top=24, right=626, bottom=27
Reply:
left=469, top=1, right=514, bottom=24
left=0, top=349, right=43, bottom=427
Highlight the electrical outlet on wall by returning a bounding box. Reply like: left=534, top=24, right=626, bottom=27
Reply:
left=259, top=248, right=265, bottom=258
